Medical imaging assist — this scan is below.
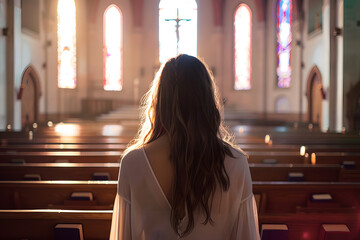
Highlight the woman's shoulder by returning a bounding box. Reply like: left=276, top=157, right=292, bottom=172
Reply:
left=224, top=145, right=250, bottom=173
left=226, top=145, right=248, bottom=162
left=120, top=147, right=146, bottom=170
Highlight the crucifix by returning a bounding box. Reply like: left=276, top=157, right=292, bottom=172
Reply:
left=165, top=8, right=191, bottom=54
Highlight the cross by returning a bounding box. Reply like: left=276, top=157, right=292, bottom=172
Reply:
left=165, top=8, right=191, bottom=54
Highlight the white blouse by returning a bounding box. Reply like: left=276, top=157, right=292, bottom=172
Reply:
left=110, top=147, right=260, bottom=240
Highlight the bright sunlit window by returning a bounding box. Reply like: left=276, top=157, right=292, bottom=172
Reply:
left=57, top=0, right=76, bottom=89
left=234, top=4, right=252, bottom=90
left=277, top=0, right=292, bottom=88
left=104, top=5, right=123, bottom=91
left=159, top=0, right=197, bottom=63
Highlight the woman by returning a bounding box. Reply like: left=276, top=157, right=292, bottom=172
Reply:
left=110, top=54, right=260, bottom=239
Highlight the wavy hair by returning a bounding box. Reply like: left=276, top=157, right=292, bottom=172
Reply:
left=125, top=54, right=236, bottom=237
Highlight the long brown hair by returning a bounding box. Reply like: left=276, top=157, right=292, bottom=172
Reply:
left=125, top=54, right=236, bottom=237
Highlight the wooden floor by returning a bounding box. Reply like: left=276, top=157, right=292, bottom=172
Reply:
left=1, top=108, right=360, bottom=239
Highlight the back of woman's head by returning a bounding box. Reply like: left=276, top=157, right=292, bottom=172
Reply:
left=127, top=54, right=235, bottom=237
left=156, top=54, right=221, bottom=139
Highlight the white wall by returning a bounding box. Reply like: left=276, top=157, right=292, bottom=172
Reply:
left=12, top=0, right=22, bottom=130
left=21, top=0, right=46, bottom=117
left=0, top=0, right=6, bottom=129
left=223, top=0, right=265, bottom=112
left=87, top=0, right=134, bottom=102
left=302, top=0, right=330, bottom=131
left=44, top=0, right=89, bottom=116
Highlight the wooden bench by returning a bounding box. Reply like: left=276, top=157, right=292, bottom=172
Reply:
left=0, top=209, right=112, bottom=240
left=0, top=151, right=122, bottom=163
left=259, top=213, right=359, bottom=239
left=253, top=182, right=360, bottom=215
left=0, top=163, right=120, bottom=181
left=1, top=181, right=359, bottom=211
left=249, top=164, right=342, bottom=182
left=248, top=151, right=360, bottom=167
left=0, top=143, right=127, bottom=152
left=0, top=180, right=117, bottom=209
left=2, top=162, right=358, bottom=182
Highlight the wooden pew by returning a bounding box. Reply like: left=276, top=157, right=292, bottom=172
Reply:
left=254, top=182, right=360, bottom=238
left=6, top=210, right=357, bottom=240
left=248, top=151, right=360, bottom=167
left=0, top=181, right=358, bottom=238
left=249, top=164, right=341, bottom=182
left=1, top=136, right=133, bottom=144
left=2, top=142, right=359, bottom=154
left=1, top=150, right=358, bottom=168
left=1, top=181, right=359, bottom=212
left=0, top=163, right=120, bottom=181
left=253, top=182, right=360, bottom=214
left=241, top=143, right=360, bottom=153
left=259, top=213, right=359, bottom=240
left=0, top=209, right=112, bottom=240
left=1, top=162, right=357, bottom=182
left=0, top=151, right=122, bottom=163
left=0, top=143, right=127, bottom=152
left=0, top=180, right=117, bottom=209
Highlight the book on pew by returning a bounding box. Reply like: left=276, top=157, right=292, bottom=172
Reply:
left=54, top=223, right=84, bottom=240
left=262, top=159, right=277, bottom=164
left=92, top=172, right=110, bottom=180
left=307, top=193, right=341, bottom=208
left=310, top=193, right=332, bottom=202
left=64, top=192, right=97, bottom=206
left=70, top=192, right=93, bottom=201
left=23, top=173, right=41, bottom=181
left=287, top=172, right=304, bottom=181
left=319, top=224, right=350, bottom=240
left=261, top=224, right=288, bottom=240
left=342, top=161, right=355, bottom=169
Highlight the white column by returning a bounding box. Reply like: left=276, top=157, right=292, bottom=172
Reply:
left=6, top=0, right=22, bottom=130
left=336, top=0, right=344, bottom=131
left=0, top=0, right=7, bottom=129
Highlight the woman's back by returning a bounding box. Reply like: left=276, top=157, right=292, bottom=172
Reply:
left=110, top=143, right=259, bottom=239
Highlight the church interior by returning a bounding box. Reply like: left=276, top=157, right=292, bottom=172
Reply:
left=0, top=0, right=360, bottom=239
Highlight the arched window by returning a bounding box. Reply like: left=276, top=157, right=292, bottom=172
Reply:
left=159, top=0, right=197, bottom=63
left=276, top=0, right=292, bottom=88
left=57, top=0, right=76, bottom=89
left=104, top=5, right=123, bottom=91
left=234, top=4, right=252, bottom=90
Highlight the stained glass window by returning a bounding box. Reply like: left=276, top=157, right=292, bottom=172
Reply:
left=57, top=0, right=76, bottom=89
left=277, top=0, right=292, bottom=88
left=104, top=5, right=122, bottom=91
left=234, top=4, right=252, bottom=90
left=159, top=0, right=197, bottom=63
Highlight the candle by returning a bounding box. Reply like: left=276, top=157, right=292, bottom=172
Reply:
left=311, top=153, right=316, bottom=165
left=265, top=134, right=270, bottom=144
left=29, top=131, right=33, bottom=140
left=300, top=146, right=306, bottom=156
left=238, top=127, right=244, bottom=134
